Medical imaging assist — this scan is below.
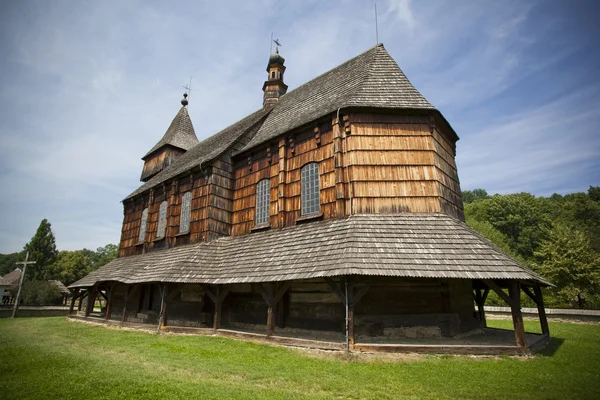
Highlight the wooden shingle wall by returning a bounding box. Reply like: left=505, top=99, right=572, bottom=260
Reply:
left=140, top=147, right=185, bottom=182
left=120, top=110, right=464, bottom=256
left=118, top=174, right=209, bottom=256
left=231, top=120, right=335, bottom=236
left=346, top=113, right=462, bottom=217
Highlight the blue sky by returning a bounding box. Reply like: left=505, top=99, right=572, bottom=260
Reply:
left=0, top=0, right=599, bottom=253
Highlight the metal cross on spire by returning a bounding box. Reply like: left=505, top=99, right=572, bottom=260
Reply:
left=11, top=251, right=36, bottom=318
left=273, top=38, right=282, bottom=54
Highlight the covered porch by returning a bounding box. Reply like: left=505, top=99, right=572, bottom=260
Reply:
left=68, top=276, right=551, bottom=355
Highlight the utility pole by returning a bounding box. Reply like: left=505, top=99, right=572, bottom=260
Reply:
left=11, top=251, right=36, bottom=318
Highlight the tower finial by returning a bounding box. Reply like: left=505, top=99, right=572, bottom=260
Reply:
left=273, top=38, right=282, bottom=54
left=181, top=93, right=188, bottom=106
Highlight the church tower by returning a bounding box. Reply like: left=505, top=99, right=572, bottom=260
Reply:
left=140, top=94, right=199, bottom=182
left=262, top=48, right=288, bottom=109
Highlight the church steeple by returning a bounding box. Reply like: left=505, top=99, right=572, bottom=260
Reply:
left=262, top=47, right=288, bottom=109
left=140, top=94, right=199, bottom=182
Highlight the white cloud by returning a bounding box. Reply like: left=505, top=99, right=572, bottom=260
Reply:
left=0, top=0, right=598, bottom=253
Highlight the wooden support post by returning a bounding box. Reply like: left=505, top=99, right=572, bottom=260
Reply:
left=533, top=285, right=550, bottom=336
left=205, top=285, right=229, bottom=330
left=483, top=280, right=514, bottom=307
left=347, top=282, right=355, bottom=346
left=122, top=285, right=132, bottom=323
left=266, top=304, right=275, bottom=337
left=105, top=284, right=115, bottom=321
left=257, top=282, right=290, bottom=337
left=85, top=287, right=96, bottom=317
left=473, top=287, right=490, bottom=327
left=77, top=292, right=84, bottom=311
left=157, top=283, right=168, bottom=332
left=508, top=281, right=527, bottom=349
left=68, top=289, right=80, bottom=316
left=328, top=278, right=371, bottom=350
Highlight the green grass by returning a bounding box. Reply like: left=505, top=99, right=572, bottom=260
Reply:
left=0, top=318, right=599, bottom=399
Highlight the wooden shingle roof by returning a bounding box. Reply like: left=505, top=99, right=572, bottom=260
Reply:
left=239, top=43, right=434, bottom=153
left=69, top=214, right=550, bottom=288
left=0, top=268, right=21, bottom=287
left=126, top=109, right=270, bottom=200
left=125, top=43, right=440, bottom=201
left=143, top=106, right=200, bottom=159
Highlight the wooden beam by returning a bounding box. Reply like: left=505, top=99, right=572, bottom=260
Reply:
left=508, top=281, right=527, bottom=348
left=347, top=283, right=355, bottom=346
left=205, top=285, right=229, bottom=330
left=97, top=290, right=108, bottom=302
left=204, top=285, right=217, bottom=304
left=483, top=279, right=515, bottom=307
left=157, top=283, right=168, bottom=332
left=482, top=288, right=490, bottom=303
left=352, top=284, right=372, bottom=306
left=85, top=287, right=96, bottom=317
left=68, top=289, right=80, bottom=316
left=122, top=285, right=132, bottom=323
left=522, top=286, right=537, bottom=304
left=325, top=278, right=346, bottom=304
left=266, top=304, right=275, bottom=337
left=105, top=284, right=115, bottom=321
left=272, top=282, right=290, bottom=305
left=77, top=289, right=87, bottom=311
left=534, top=285, right=550, bottom=336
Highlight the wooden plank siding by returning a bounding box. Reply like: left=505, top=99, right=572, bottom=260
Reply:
left=140, top=147, right=185, bottom=182
left=120, top=110, right=464, bottom=256
left=231, top=122, right=336, bottom=236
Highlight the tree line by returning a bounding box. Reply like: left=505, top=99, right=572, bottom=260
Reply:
left=463, top=186, right=600, bottom=308
left=0, top=219, right=117, bottom=305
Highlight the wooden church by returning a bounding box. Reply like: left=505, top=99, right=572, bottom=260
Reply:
left=69, top=44, right=551, bottom=354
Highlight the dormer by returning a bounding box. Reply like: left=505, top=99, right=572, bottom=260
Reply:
left=140, top=94, right=199, bottom=182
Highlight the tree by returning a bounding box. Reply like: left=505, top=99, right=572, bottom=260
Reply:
left=0, top=252, right=24, bottom=276
left=51, top=250, right=90, bottom=286
left=465, top=216, right=517, bottom=258
left=535, top=223, right=600, bottom=308
left=23, top=219, right=58, bottom=280
left=588, top=186, right=600, bottom=203
left=461, top=189, right=489, bottom=204
left=20, top=280, right=63, bottom=306
left=465, top=193, right=551, bottom=260
left=94, top=244, right=118, bottom=270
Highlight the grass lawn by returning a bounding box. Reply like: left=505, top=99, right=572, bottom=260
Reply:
left=0, top=318, right=599, bottom=399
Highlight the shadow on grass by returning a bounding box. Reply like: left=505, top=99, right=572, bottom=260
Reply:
left=539, top=337, right=564, bottom=356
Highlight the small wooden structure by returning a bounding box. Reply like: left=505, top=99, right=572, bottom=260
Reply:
left=69, top=44, right=551, bottom=354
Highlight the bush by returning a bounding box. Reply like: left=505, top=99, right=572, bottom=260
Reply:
left=21, top=280, right=63, bottom=305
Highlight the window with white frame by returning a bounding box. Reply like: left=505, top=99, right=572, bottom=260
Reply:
left=255, top=179, right=270, bottom=225
left=139, top=208, right=148, bottom=242
left=301, top=162, right=320, bottom=215
left=156, top=201, right=168, bottom=238
left=179, top=191, right=192, bottom=233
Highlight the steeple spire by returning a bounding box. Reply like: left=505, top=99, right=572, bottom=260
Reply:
left=139, top=95, right=199, bottom=182
left=262, top=43, right=288, bottom=110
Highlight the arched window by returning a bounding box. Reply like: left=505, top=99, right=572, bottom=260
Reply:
left=301, top=163, right=320, bottom=215
left=255, top=179, right=270, bottom=226
left=156, top=201, right=168, bottom=238
left=139, top=208, right=148, bottom=242
left=179, top=191, right=192, bottom=233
